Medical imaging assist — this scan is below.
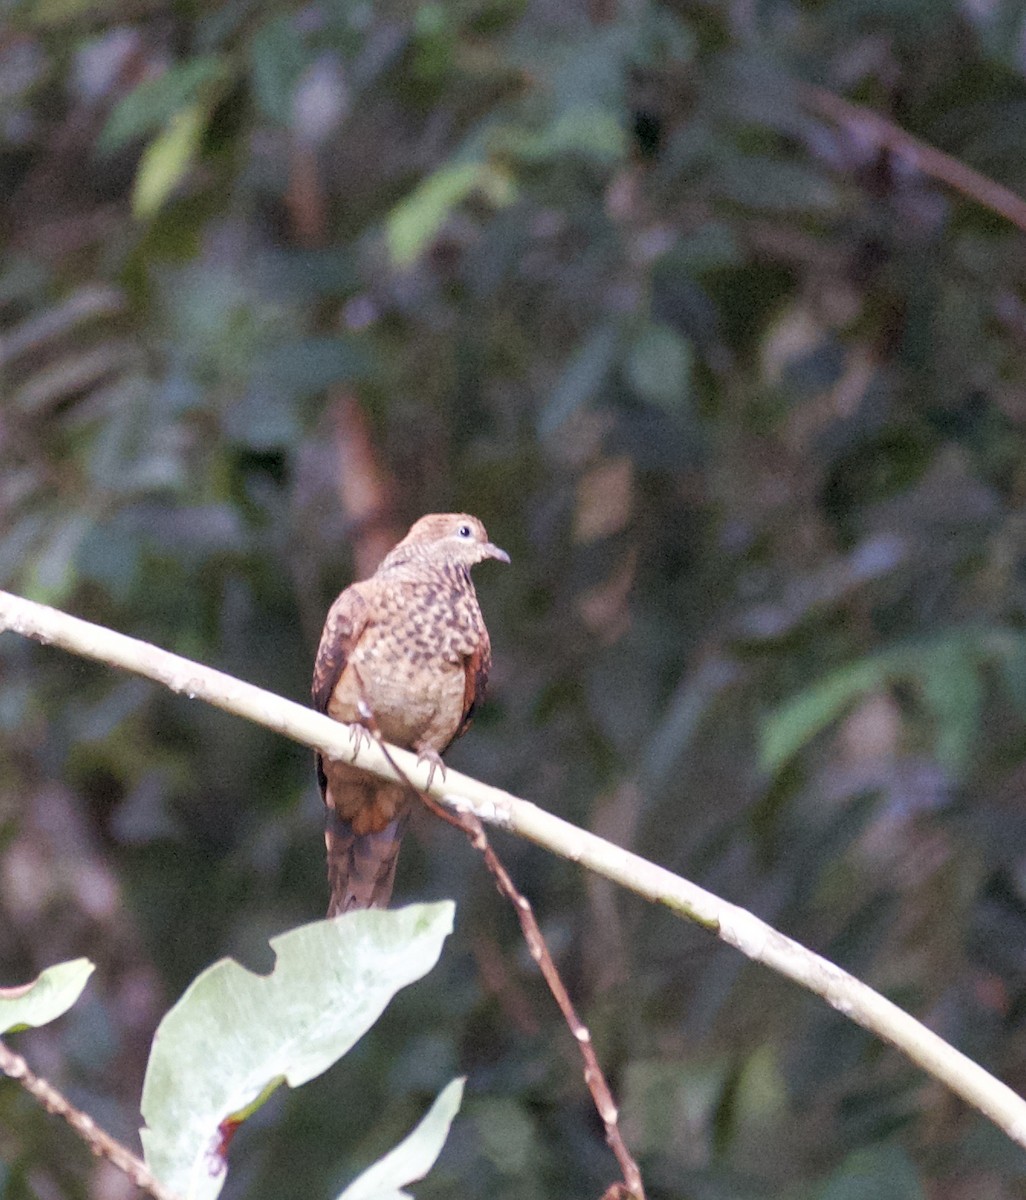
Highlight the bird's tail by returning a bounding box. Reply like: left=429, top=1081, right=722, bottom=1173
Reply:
left=320, top=759, right=412, bottom=913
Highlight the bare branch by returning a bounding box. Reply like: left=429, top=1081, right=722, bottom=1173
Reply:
left=366, top=723, right=644, bottom=1199
left=461, top=810, right=645, bottom=1199
left=2, top=589, right=1026, bottom=1149
left=0, top=1038, right=181, bottom=1200
left=803, top=85, right=1026, bottom=233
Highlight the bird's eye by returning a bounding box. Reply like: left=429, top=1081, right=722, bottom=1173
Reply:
left=457, top=524, right=472, bottom=539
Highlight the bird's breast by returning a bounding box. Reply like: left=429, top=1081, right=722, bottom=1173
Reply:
left=327, top=580, right=485, bottom=751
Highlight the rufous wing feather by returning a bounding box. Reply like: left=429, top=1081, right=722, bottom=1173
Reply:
left=451, top=643, right=491, bottom=748
left=313, top=589, right=410, bottom=914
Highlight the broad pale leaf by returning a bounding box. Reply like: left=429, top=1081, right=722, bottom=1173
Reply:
left=141, top=903, right=454, bottom=1200
left=0, top=959, right=94, bottom=1034
left=337, top=1077, right=464, bottom=1200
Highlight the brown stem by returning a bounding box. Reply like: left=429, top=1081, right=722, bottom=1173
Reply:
left=0, top=1038, right=180, bottom=1200
left=284, top=142, right=328, bottom=249
left=455, top=809, right=645, bottom=1200
left=802, top=84, right=1026, bottom=233
left=362, top=725, right=645, bottom=1200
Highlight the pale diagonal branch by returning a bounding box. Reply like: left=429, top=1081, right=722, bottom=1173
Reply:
left=1, top=588, right=1025, bottom=1150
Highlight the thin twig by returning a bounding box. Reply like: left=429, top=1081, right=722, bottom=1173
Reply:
left=360, top=715, right=645, bottom=1200
left=0, top=1039, right=180, bottom=1200
left=802, top=84, right=1026, bottom=234
left=456, top=809, right=646, bottom=1200
left=1, top=590, right=1025, bottom=1150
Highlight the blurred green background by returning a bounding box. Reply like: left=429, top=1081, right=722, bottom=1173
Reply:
left=4, top=0, right=1026, bottom=1196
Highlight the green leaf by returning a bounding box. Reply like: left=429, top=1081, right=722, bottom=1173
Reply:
left=249, top=16, right=307, bottom=125
left=716, top=153, right=838, bottom=214
left=761, top=631, right=1000, bottom=777
left=672, top=223, right=741, bottom=272
left=539, top=322, right=621, bottom=438
left=0, top=960, right=94, bottom=1034
left=27, top=0, right=119, bottom=26
left=26, top=511, right=94, bottom=606
left=471, top=1097, right=539, bottom=1176
left=982, top=628, right=1026, bottom=717
left=223, top=390, right=301, bottom=449
left=337, top=1077, right=464, bottom=1200
left=387, top=161, right=516, bottom=267
left=132, top=102, right=208, bottom=219
left=917, top=636, right=983, bottom=777
left=761, top=657, right=887, bottom=773
left=140, top=903, right=455, bottom=1200
left=818, top=1144, right=925, bottom=1200
left=251, top=336, right=374, bottom=397
left=626, top=323, right=693, bottom=412
left=99, top=58, right=224, bottom=154
left=516, top=104, right=626, bottom=164
left=642, top=657, right=741, bottom=791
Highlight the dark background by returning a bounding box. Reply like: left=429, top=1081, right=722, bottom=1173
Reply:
left=3, top=0, right=1026, bottom=1196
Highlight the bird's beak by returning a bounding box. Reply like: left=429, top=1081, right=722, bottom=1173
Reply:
left=484, top=543, right=511, bottom=564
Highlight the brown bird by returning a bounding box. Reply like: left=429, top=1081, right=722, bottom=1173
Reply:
left=312, top=513, right=509, bottom=914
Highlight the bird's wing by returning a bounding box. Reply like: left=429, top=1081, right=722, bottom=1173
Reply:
left=313, top=583, right=410, bottom=913
left=312, top=584, right=370, bottom=718
left=453, top=638, right=492, bottom=747
left=312, top=582, right=371, bottom=810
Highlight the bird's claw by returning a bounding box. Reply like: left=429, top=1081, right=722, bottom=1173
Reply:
left=416, top=748, right=446, bottom=790
left=348, top=722, right=371, bottom=756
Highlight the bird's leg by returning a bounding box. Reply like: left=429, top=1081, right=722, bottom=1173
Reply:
left=414, top=745, right=446, bottom=790
left=348, top=663, right=446, bottom=788
left=347, top=719, right=372, bottom=757
left=344, top=668, right=377, bottom=759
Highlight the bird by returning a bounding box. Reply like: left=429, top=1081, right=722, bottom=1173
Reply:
left=312, top=513, right=509, bottom=915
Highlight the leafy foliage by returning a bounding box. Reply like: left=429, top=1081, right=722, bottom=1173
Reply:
left=0, top=961, right=94, bottom=1035
left=4, top=0, right=1026, bottom=1197
left=335, top=1077, right=464, bottom=1200
left=141, top=905, right=454, bottom=1200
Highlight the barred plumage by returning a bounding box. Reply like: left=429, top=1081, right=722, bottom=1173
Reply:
left=312, top=513, right=508, bottom=914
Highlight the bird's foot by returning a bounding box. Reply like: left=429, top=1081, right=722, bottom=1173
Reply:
left=348, top=721, right=372, bottom=757
left=415, top=747, right=446, bottom=790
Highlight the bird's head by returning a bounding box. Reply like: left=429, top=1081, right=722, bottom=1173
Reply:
left=396, top=513, right=510, bottom=568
